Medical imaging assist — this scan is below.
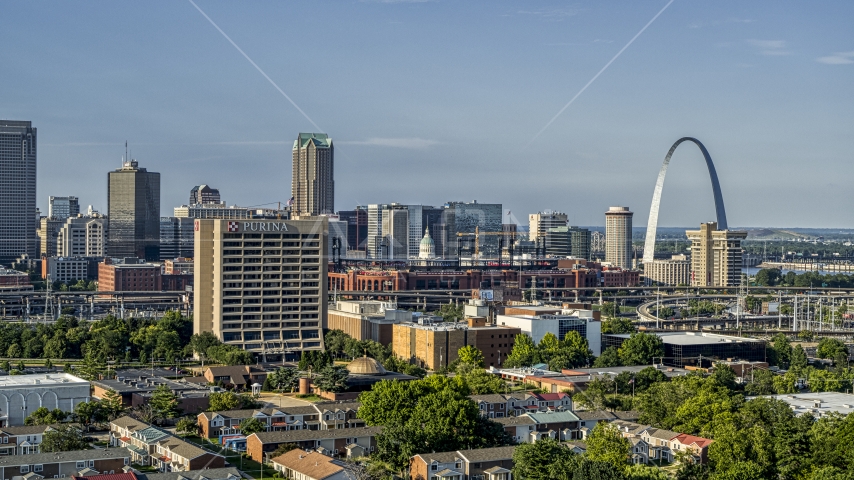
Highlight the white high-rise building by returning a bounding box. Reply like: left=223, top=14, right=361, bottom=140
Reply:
left=56, top=214, right=108, bottom=257
left=605, top=206, right=633, bottom=269
left=529, top=211, right=568, bottom=242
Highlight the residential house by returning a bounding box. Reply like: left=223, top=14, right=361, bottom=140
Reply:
left=410, top=446, right=516, bottom=480
left=494, top=416, right=537, bottom=444
left=197, top=402, right=363, bottom=439
left=469, top=394, right=511, bottom=418
left=469, top=392, right=567, bottom=419
left=0, top=448, right=131, bottom=480
left=574, top=410, right=616, bottom=439
left=109, top=417, right=224, bottom=471
left=0, top=426, right=52, bottom=455
left=141, top=467, right=243, bottom=480
left=629, top=438, right=650, bottom=465
left=531, top=392, right=572, bottom=411
left=245, top=426, right=382, bottom=463
left=610, top=420, right=712, bottom=464
left=202, top=366, right=267, bottom=390
left=524, top=411, right=580, bottom=441
left=270, top=450, right=349, bottom=480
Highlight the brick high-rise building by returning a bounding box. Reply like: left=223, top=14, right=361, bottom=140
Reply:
left=0, top=120, right=37, bottom=264
left=605, top=206, right=633, bottom=269
left=292, top=133, right=334, bottom=216
left=194, top=218, right=328, bottom=362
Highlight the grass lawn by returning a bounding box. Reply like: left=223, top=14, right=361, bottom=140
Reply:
left=131, top=464, right=158, bottom=473
left=293, top=394, right=323, bottom=402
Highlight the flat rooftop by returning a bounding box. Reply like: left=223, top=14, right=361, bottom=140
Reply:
left=0, top=373, right=88, bottom=388
left=607, top=332, right=764, bottom=346
left=563, top=365, right=690, bottom=378
left=758, top=392, right=854, bottom=416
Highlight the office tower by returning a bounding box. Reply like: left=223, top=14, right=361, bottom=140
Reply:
left=48, top=196, right=80, bottom=220
left=194, top=217, right=328, bottom=361
left=292, top=133, right=334, bottom=216
left=38, top=217, right=65, bottom=258
left=545, top=226, right=590, bottom=259
left=107, top=160, right=161, bottom=261
left=0, top=120, right=37, bottom=264
left=605, top=206, right=633, bottom=269
left=189, top=185, right=221, bottom=205
left=443, top=201, right=503, bottom=258
left=159, top=217, right=195, bottom=260
left=366, top=204, right=409, bottom=259
left=405, top=205, right=423, bottom=259
left=529, top=211, right=568, bottom=242
left=57, top=214, right=108, bottom=257
left=337, top=207, right=368, bottom=252
left=686, top=222, right=747, bottom=287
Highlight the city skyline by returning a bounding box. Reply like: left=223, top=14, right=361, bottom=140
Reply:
left=2, top=1, right=853, bottom=227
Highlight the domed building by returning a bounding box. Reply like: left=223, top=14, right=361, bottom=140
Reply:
left=418, top=227, right=436, bottom=259
left=346, top=356, right=387, bottom=376
left=313, top=356, right=417, bottom=400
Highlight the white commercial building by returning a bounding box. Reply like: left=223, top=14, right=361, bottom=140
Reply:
left=758, top=392, right=854, bottom=417
left=497, top=309, right=602, bottom=356
left=56, top=215, right=107, bottom=257
left=0, top=373, right=90, bottom=426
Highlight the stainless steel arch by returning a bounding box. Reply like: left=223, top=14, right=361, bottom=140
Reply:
left=642, top=137, right=728, bottom=264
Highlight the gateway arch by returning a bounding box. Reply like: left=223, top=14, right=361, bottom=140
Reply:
left=642, top=137, right=728, bottom=264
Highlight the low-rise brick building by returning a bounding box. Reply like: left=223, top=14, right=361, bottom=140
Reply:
left=410, top=446, right=517, bottom=480
left=392, top=318, right=520, bottom=370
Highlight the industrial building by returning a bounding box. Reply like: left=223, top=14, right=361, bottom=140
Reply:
left=602, top=332, right=767, bottom=368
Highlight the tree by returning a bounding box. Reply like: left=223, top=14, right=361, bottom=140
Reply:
left=129, top=404, right=158, bottom=424
left=175, top=417, right=199, bottom=436
left=190, top=331, right=221, bottom=358
left=269, top=442, right=299, bottom=459
left=73, top=400, right=104, bottom=431
left=601, top=317, right=634, bottom=334
left=817, top=338, right=848, bottom=362
left=149, top=384, right=180, bottom=421
left=618, top=332, right=664, bottom=366
left=457, top=345, right=484, bottom=367
left=504, top=334, right=538, bottom=368
left=512, top=438, right=576, bottom=480
left=26, top=407, right=67, bottom=425
left=771, top=334, right=792, bottom=368
left=100, top=390, right=125, bottom=420
left=790, top=345, right=808, bottom=372
left=455, top=363, right=504, bottom=395
left=209, top=391, right=242, bottom=411
left=593, top=347, right=622, bottom=368
left=711, top=363, right=738, bottom=390
left=298, top=350, right=331, bottom=371
left=239, top=416, right=266, bottom=436
left=585, top=422, right=630, bottom=469
left=313, top=365, right=350, bottom=393
left=267, top=367, right=300, bottom=392
left=41, top=425, right=89, bottom=452
left=601, top=302, right=618, bottom=318
left=437, top=303, right=464, bottom=322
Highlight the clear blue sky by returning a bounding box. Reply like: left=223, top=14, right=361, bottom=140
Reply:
left=2, top=1, right=852, bottom=228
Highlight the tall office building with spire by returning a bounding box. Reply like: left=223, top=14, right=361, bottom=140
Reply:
left=292, top=133, right=334, bottom=216
left=107, top=159, right=160, bottom=260
left=0, top=120, right=37, bottom=264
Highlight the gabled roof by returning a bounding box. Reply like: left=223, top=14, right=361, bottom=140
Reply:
left=469, top=394, right=509, bottom=404
left=413, top=451, right=459, bottom=465
left=457, top=446, right=517, bottom=463
left=644, top=427, right=680, bottom=441
left=532, top=392, right=570, bottom=402
left=0, top=425, right=51, bottom=435
left=73, top=473, right=137, bottom=480
left=251, top=426, right=382, bottom=444
left=0, top=448, right=132, bottom=467
left=204, top=366, right=256, bottom=385
left=494, top=416, right=536, bottom=426
left=524, top=411, right=579, bottom=423
left=270, top=450, right=343, bottom=480
left=673, top=433, right=713, bottom=448
left=314, top=401, right=361, bottom=414
left=574, top=410, right=615, bottom=421
left=112, top=416, right=146, bottom=432
left=157, top=436, right=212, bottom=460
left=140, top=467, right=242, bottom=480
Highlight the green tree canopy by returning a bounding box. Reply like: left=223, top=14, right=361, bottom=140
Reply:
left=238, top=416, right=266, bottom=436
left=457, top=345, right=485, bottom=367
left=585, top=422, right=631, bottom=469
left=618, top=332, right=665, bottom=366
left=41, top=425, right=89, bottom=452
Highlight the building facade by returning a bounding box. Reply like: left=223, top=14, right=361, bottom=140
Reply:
left=160, top=217, right=195, bottom=260
left=337, top=207, right=368, bottom=252
left=529, top=211, right=568, bottom=242
left=685, top=222, right=747, bottom=287
left=98, top=258, right=161, bottom=293
left=107, top=160, right=160, bottom=261
left=48, top=196, right=80, bottom=219
left=0, top=373, right=90, bottom=426
left=0, top=121, right=37, bottom=264
left=497, top=311, right=602, bottom=355
left=194, top=218, right=328, bottom=361
left=644, top=254, right=690, bottom=286
left=392, top=319, right=521, bottom=370
left=189, top=185, right=221, bottom=205
left=43, top=256, right=101, bottom=283
left=57, top=215, right=107, bottom=257
left=37, top=217, right=65, bottom=258
left=545, top=226, right=591, bottom=260
left=605, top=206, right=633, bottom=269
left=292, top=133, right=334, bottom=216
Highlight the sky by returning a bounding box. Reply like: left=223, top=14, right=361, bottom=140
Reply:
left=2, top=1, right=852, bottom=228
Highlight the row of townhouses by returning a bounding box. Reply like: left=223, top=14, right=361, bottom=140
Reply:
left=610, top=420, right=713, bottom=464
left=110, top=416, right=225, bottom=472
left=197, top=401, right=363, bottom=439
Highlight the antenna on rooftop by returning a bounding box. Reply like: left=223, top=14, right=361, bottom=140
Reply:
left=125, top=141, right=128, bottom=164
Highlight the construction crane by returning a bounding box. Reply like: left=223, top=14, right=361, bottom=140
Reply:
left=456, top=227, right=516, bottom=263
